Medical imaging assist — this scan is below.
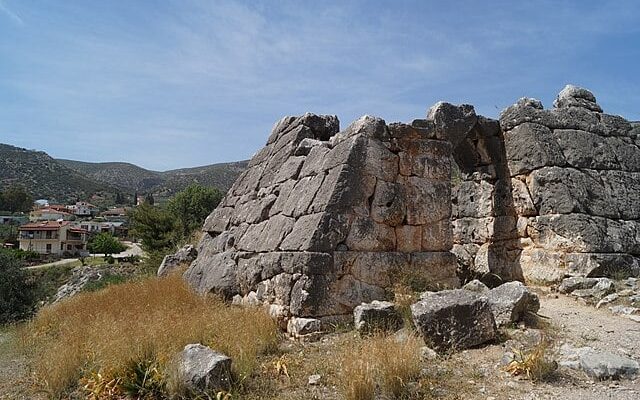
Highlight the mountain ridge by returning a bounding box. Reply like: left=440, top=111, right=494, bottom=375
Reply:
left=0, top=143, right=247, bottom=204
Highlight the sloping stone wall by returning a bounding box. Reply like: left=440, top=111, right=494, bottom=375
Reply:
left=185, top=109, right=474, bottom=324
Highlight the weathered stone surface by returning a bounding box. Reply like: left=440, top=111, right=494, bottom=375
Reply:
left=486, top=281, right=540, bottom=327
left=427, top=102, right=477, bottom=147
left=452, top=180, right=494, bottom=218
left=402, top=176, right=450, bottom=225
left=462, top=279, right=489, bottom=293
left=579, top=351, right=639, bottom=380
left=411, top=289, right=497, bottom=351
left=553, top=84, right=602, bottom=112
left=558, top=277, right=602, bottom=294
left=158, top=245, right=197, bottom=277
left=353, top=300, right=403, bottom=334
left=287, top=317, right=322, bottom=338
left=503, top=123, right=566, bottom=175
left=177, top=344, right=232, bottom=392
left=553, top=130, right=618, bottom=170
left=184, top=250, right=239, bottom=298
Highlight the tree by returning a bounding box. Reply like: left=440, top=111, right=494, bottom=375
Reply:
left=144, top=193, right=155, bottom=205
left=167, top=184, right=223, bottom=239
left=0, top=185, right=33, bottom=213
left=128, top=203, right=176, bottom=252
left=88, top=232, right=126, bottom=256
left=0, top=253, right=37, bottom=323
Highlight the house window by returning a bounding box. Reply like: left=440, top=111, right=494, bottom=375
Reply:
left=67, top=244, right=72, bottom=250
left=61, top=243, right=64, bottom=250
left=46, top=231, right=52, bottom=239
left=46, top=244, right=52, bottom=253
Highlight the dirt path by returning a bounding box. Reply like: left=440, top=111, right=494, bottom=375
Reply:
left=446, top=287, right=640, bottom=400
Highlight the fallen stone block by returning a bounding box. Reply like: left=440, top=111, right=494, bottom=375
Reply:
left=353, top=300, right=403, bottom=335
left=177, top=344, right=232, bottom=392
left=411, top=289, right=497, bottom=351
left=486, top=281, right=540, bottom=327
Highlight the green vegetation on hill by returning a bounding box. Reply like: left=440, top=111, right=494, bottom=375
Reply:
left=57, top=158, right=248, bottom=195
left=0, top=142, right=247, bottom=206
left=0, top=143, right=121, bottom=204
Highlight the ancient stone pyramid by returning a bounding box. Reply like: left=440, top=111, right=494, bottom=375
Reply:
left=184, top=84, right=640, bottom=327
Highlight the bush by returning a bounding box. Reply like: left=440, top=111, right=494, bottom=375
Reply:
left=0, top=253, right=37, bottom=323
left=23, top=274, right=279, bottom=398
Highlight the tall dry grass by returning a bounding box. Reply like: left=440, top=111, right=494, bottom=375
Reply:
left=339, top=333, right=423, bottom=400
left=21, top=274, right=278, bottom=398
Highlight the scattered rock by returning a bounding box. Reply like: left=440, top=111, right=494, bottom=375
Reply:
left=307, top=374, right=321, bottom=385
left=353, top=300, right=402, bottom=335
left=420, top=346, right=438, bottom=361
left=579, top=350, right=639, bottom=380
left=558, top=277, right=602, bottom=294
left=177, top=344, right=232, bottom=392
left=462, top=279, right=490, bottom=294
left=608, top=305, right=638, bottom=316
left=596, top=293, right=619, bottom=309
left=287, top=317, right=322, bottom=340
left=158, top=245, right=197, bottom=277
left=570, top=278, right=615, bottom=300
left=411, top=289, right=497, bottom=351
left=486, top=281, right=540, bottom=327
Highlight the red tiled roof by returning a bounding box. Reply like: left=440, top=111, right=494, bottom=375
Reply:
left=68, top=227, right=89, bottom=234
left=19, top=221, right=70, bottom=231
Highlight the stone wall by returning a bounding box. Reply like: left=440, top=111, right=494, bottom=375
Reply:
left=184, top=108, right=476, bottom=324
left=185, top=84, right=640, bottom=325
left=451, top=85, right=640, bottom=284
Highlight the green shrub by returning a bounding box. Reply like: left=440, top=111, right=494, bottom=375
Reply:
left=0, top=253, right=37, bottom=323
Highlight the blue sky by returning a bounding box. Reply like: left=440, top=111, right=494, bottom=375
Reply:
left=1, top=1, right=639, bottom=171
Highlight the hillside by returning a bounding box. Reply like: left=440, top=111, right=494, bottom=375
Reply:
left=56, top=159, right=164, bottom=192
left=57, top=158, right=248, bottom=195
left=0, top=144, right=118, bottom=203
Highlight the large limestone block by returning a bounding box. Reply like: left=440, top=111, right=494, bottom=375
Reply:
left=503, top=123, right=566, bottom=175
left=334, top=251, right=410, bottom=288
left=281, top=213, right=350, bottom=252
left=452, top=180, right=494, bottom=218
left=426, top=102, right=478, bottom=147
left=486, top=281, right=540, bottom=327
left=553, top=84, right=602, bottom=112
left=605, top=137, right=640, bottom=172
left=411, top=289, right=497, bottom=351
left=600, top=170, right=640, bottom=220
left=370, top=181, right=405, bottom=226
left=401, top=176, right=450, bottom=225
left=421, top=219, right=453, bottom=251
left=519, top=247, right=567, bottom=284
left=526, top=167, right=615, bottom=218
left=410, top=252, right=460, bottom=290
left=184, top=250, right=239, bottom=298
left=398, top=138, right=451, bottom=180
left=553, top=129, right=618, bottom=170
left=395, top=225, right=422, bottom=252
left=177, top=344, right=232, bottom=392
left=345, top=217, right=396, bottom=251
left=453, top=217, right=494, bottom=244
left=267, top=113, right=339, bottom=145
left=510, top=178, right=537, bottom=217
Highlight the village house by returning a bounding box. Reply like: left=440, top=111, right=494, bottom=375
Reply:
left=18, top=221, right=88, bottom=255
left=29, top=207, right=76, bottom=222
left=68, top=201, right=99, bottom=217
left=100, top=207, right=129, bottom=222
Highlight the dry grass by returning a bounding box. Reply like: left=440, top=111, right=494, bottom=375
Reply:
left=21, top=274, right=279, bottom=398
left=338, top=333, right=423, bottom=400
left=504, top=335, right=558, bottom=382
